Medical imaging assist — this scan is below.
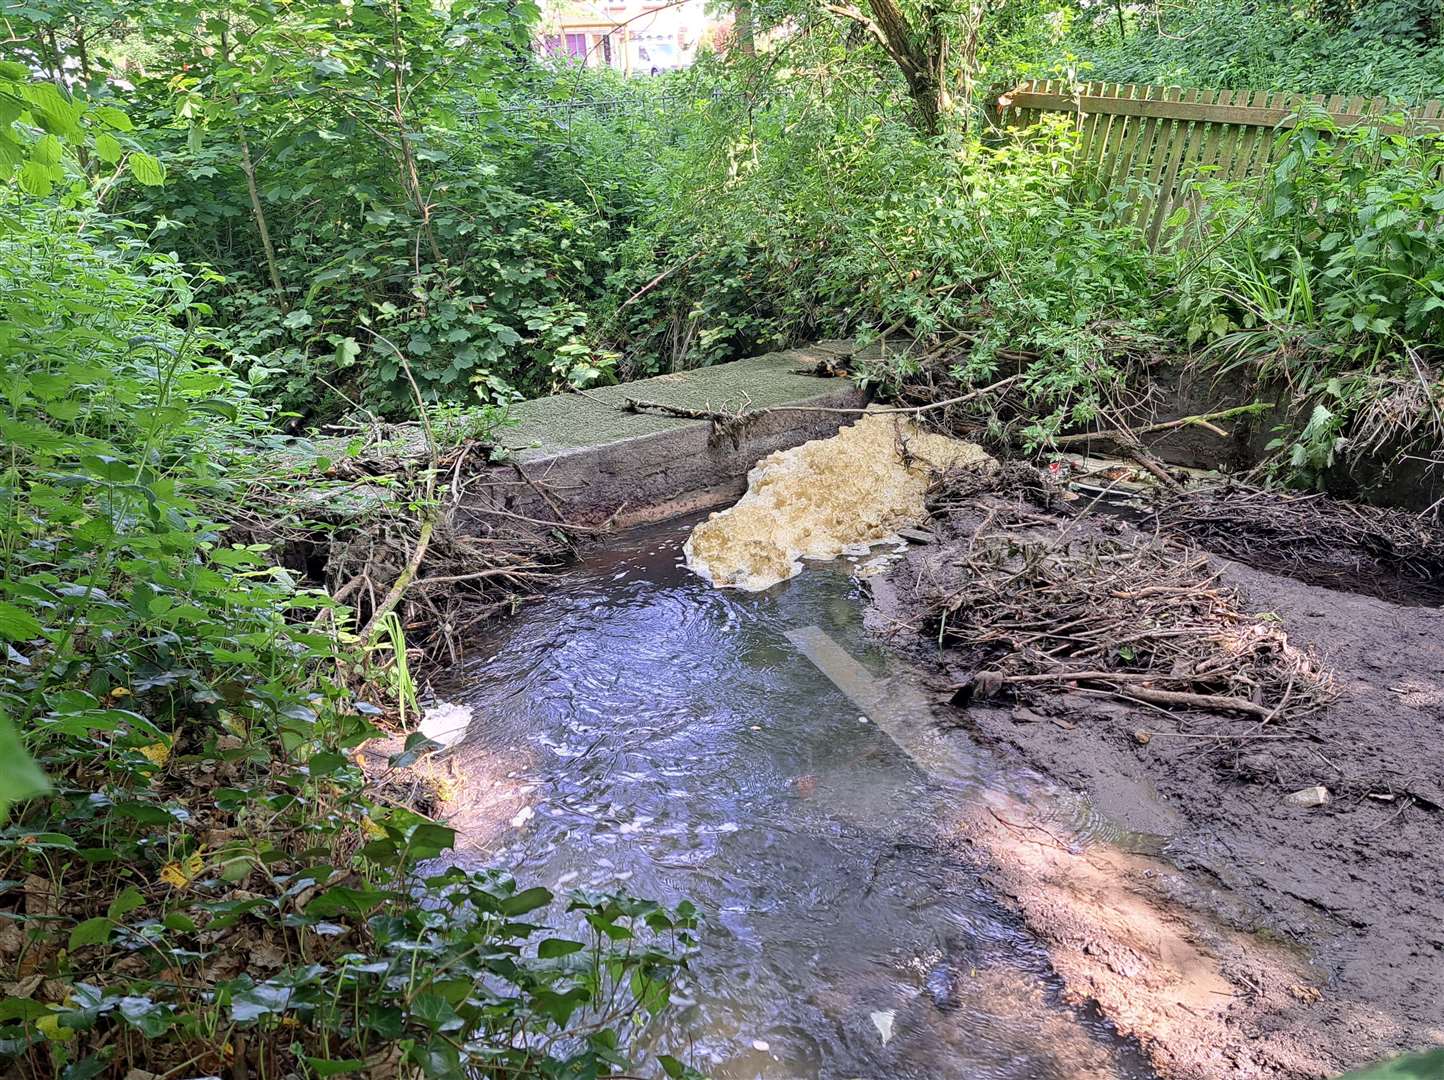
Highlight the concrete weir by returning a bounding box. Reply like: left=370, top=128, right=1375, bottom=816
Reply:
left=474, top=341, right=868, bottom=528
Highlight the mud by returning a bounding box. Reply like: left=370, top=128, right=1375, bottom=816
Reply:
left=876, top=506, right=1444, bottom=1079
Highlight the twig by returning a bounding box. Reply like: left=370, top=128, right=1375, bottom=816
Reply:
left=474, top=506, right=615, bottom=534
left=1050, top=403, right=1266, bottom=446
left=358, top=330, right=438, bottom=642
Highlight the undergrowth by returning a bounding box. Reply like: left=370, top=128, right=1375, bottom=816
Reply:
left=602, top=53, right=1443, bottom=495
left=0, top=199, right=701, bottom=1079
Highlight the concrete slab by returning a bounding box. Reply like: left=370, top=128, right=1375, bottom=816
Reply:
left=496, top=341, right=859, bottom=460
left=467, top=341, right=869, bottom=528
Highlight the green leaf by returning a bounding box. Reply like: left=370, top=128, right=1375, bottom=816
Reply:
left=17, top=159, right=55, bottom=197
left=500, top=886, right=552, bottom=917
left=107, top=887, right=145, bottom=921
left=305, top=885, right=394, bottom=917
left=405, top=822, right=455, bottom=862
left=80, top=455, right=135, bottom=483
left=129, top=151, right=166, bottom=187
left=194, top=398, right=239, bottom=421
left=305, top=1059, right=368, bottom=1077
left=334, top=336, right=361, bottom=365
left=537, top=937, right=585, bottom=959
left=0, top=715, right=48, bottom=820
left=531, top=987, right=588, bottom=1028
left=68, top=917, right=112, bottom=950
left=61, top=1054, right=110, bottom=1080
left=0, top=601, right=41, bottom=641
left=231, top=980, right=294, bottom=1022
left=94, top=132, right=122, bottom=165
left=92, top=105, right=133, bottom=131
left=1340, top=1048, right=1444, bottom=1079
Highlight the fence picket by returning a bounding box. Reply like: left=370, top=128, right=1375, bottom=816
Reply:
left=998, top=80, right=1444, bottom=247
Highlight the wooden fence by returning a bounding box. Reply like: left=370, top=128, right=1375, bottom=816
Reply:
left=997, top=80, right=1444, bottom=245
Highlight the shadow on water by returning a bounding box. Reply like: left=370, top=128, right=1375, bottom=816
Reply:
left=434, top=515, right=1157, bottom=1080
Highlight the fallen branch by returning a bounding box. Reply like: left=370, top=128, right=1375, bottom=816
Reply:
left=474, top=506, right=616, bottom=534
left=1050, top=403, right=1266, bottom=447
left=970, top=671, right=1273, bottom=718
left=1123, top=445, right=1184, bottom=491
left=616, top=252, right=702, bottom=312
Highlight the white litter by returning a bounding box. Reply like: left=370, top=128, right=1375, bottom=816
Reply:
left=417, top=701, right=472, bottom=751
left=870, top=1009, right=896, bottom=1045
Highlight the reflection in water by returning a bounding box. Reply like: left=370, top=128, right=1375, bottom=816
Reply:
left=437, top=517, right=1154, bottom=1080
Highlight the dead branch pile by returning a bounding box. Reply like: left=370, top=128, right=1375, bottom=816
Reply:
left=322, top=492, right=570, bottom=670
left=919, top=516, right=1335, bottom=723
left=1154, top=486, right=1444, bottom=604
left=239, top=429, right=578, bottom=677
left=926, top=460, right=1067, bottom=514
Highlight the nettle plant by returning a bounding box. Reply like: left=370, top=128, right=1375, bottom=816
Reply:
left=1178, top=112, right=1444, bottom=485
left=0, top=201, right=700, bottom=1078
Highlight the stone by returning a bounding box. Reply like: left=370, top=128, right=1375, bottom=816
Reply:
left=1283, top=785, right=1330, bottom=808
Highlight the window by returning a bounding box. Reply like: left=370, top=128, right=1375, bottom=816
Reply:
left=565, top=32, right=587, bottom=58
left=542, top=34, right=563, bottom=54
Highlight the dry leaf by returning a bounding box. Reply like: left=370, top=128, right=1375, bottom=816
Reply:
left=159, top=851, right=205, bottom=889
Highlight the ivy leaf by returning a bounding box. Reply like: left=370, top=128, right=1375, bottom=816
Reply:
left=536, top=937, right=584, bottom=959
left=405, top=822, right=455, bottom=862
left=530, top=987, right=588, bottom=1028
left=500, top=886, right=552, bottom=917
left=230, top=980, right=294, bottom=1023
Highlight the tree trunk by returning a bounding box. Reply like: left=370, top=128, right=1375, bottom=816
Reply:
left=235, top=124, right=289, bottom=312
left=845, top=0, right=948, bottom=135
left=219, top=26, right=288, bottom=311
left=389, top=0, right=446, bottom=272
left=827, top=0, right=988, bottom=136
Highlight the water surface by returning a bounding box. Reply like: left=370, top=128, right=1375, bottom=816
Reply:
left=439, top=517, right=1153, bottom=1079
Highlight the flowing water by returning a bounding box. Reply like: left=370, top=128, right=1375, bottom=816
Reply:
left=436, top=516, right=1155, bottom=1080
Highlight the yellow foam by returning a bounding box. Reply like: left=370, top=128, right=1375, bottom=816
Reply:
left=684, top=412, right=993, bottom=591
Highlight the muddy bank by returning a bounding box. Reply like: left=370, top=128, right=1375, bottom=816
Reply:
left=873, top=491, right=1444, bottom=1078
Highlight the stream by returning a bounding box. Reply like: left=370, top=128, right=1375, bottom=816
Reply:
left=435, top=515, right=1155, bottom=1080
